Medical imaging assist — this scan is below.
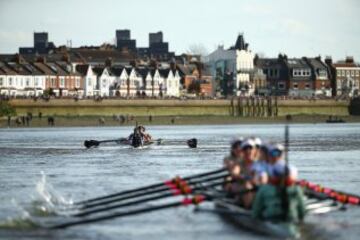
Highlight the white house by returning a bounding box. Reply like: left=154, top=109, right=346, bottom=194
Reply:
left=159, top=68, right=181, bottom=97
left=236, top=49, right=255, bottom=96
left=94, top=67, right=116, bottom=97
left=127, top=67, right=143, bottom=97
left=0, top=62, right=18, bottom=96
left=76, top=64, right=97, bottom=96
left=23, top=63, right=46, bottom=96
left=0, top=61, right=46, bottom=97
left=117, top=67, right=129, bottom=97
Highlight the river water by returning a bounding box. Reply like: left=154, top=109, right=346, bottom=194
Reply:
left=0, top=124, right=360, bottom=240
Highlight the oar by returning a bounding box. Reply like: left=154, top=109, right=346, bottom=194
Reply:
left=84, top=138, right=127, bottom=148
left=299, top=180, right=360, bottom=205
left=74, top=168, right=226, bottom=206
left=48, top=194, right=208, bottom=229
left=150, top=138, right=197, bottom=148
left=72, top=180, right=225, bottom=217
left=78, top=172, right=229, bottom=210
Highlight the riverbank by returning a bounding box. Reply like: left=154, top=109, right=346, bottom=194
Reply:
left=1, top=115, right=360, bottom=128
left=7, top=98, right=351, bottom=117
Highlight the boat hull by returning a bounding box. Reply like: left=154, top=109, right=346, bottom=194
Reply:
left=215, top=201, right=301, bottom=239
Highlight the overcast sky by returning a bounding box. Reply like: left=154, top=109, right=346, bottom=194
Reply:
left=0, top=0, right=359, bottom=61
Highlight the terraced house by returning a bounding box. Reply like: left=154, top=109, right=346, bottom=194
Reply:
left=0, top=62, right=19, bottom=96
left=325, top=57, right=360, bottom=98
left=0, top=55, right=46, bottom=97
left=304, top=57, right=332, bottom=97
left=254, top=56, right=289, bottom=96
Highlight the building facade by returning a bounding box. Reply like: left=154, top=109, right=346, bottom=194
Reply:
left=326, top=57, right=360, bottom=98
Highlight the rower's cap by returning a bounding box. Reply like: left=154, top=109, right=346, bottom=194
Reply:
left=269, top=143, right=285, bottom=157
left=240, top=139, right=256, bottom=149
left=230, top=137, right=244, bottom=149
left=253, top=137, right=262, bottom=148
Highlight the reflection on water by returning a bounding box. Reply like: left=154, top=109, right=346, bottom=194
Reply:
left=0, top=124, right=360, bottom=240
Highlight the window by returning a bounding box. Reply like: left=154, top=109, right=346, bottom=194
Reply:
left=293, top=83, right=298, bottom=89
left=0, top=77, right=3, bottom=86
left=102, top=79, right=107, bottom=88
left=26, top=78, right=30, bottom=87
left=60, top=77, right=65, bottom=87
left=356, top=71, right=359, bottom=77
left=341, top=70, right=345, bottom=76
left=76, top=78, right=80, bottom=88
left=34, top=78, right=38, bottom=86
left=9, top=77, right=13, bottom=86
left=305, top=83, right=310, bottom=89
left=51, top=78, right=56, bottom=87
left=337, top=70, right=341, bottom=77
left=351, top=70, right=355, bottom=77
left=87, top=78, right=92, bottom=86
left=278, top=83, right=285, bottom=89
left=346, top=71, right=350, bottom=77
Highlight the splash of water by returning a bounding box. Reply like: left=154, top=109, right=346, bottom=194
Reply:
left=0, top=213, right=39, bottom=230
left=33, top=171, right=73, bottom=216
left=0, top=202, right=39, bottom=230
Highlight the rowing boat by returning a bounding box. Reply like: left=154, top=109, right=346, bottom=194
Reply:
left=84, top=138, right=197, bottom=149
left=214, top=199, right=301, bottom=239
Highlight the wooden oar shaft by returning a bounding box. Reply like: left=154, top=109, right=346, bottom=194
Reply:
left=73, top=180, right=224, bottom=217
left=50, top=195, right=207, bottom=229
left=80, top=172, right=229, bottom=210
left=74, top=168, right=226, bottom=205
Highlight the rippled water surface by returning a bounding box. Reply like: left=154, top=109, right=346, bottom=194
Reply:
left=1, top=124, right=360, bottom=240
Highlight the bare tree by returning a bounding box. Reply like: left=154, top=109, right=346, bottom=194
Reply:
left=186, top=43, right=209, bottom=58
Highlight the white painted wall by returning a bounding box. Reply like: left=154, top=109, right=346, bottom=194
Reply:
left=236, top=49, right=255, bottom=96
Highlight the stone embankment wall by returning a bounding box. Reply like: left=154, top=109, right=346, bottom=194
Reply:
left=8, top=98, right=351, bottom=117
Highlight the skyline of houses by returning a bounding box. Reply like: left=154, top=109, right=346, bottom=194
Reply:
left=0, top=31, right=359, bottom=99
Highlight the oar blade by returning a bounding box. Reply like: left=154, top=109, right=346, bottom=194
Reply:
left=84, top=140, right=100, bottom=149
left=187, top=138, right=198, bottom=148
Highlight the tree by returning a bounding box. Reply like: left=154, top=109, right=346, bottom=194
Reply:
left=0, top=101, right=16, bottom=117
left=187, top=81, right=201, bottom=95
left=186, top=43, right=209, bottom=58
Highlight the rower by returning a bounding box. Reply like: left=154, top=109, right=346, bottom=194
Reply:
left=223, top=137, right=244, bottom=194
left=129, top=127, right=144, bottom=147
left=226, top=138, right=258, bottom=208
left=251, top=142, right=271, bottom=185
left=223, top=137, right=244, bottom=170
left=138, top=125, right=152, bottom=142
left=251, top=164, right=306, bottom=224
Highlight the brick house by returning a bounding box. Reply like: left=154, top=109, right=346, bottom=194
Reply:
left=304, top=57, right=332, bottom=97
left=325, top=57, right=360, bottom=98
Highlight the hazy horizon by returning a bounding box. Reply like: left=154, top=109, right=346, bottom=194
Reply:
left=0, top=0, right=359, bottom=61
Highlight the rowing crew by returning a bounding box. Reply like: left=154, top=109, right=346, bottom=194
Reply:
left=127, top=126, right=153, bottom=147
left=224, top=137, right=306, bottom=223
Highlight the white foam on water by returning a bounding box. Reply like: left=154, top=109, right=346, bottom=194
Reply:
left=0, top=199, right=38, bottom=230
left=35, top=171, right=73, bottom=213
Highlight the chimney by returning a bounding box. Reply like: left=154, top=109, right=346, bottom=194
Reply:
left=37, top=56, right=46, bottom=63
left=62, top=53, right=70, bottom=63
left=325, top=56, right=332, bottom=66
left=170, top=61, right=176, bottom=71
left=345, top=56, right=354, bottom=64
left=15, top=54, right=25, bottom=64
left=105, top=57, right=113, bottom=67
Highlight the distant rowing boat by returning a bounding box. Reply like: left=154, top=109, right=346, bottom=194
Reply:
left=326, top=116, right=346, bottom=123
left=214, top=200, right=301, bottom=239
left=84, top=138, right=197, bottom=149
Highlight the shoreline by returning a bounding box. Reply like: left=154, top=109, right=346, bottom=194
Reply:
left=1, top=115, right=360, bottom=128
